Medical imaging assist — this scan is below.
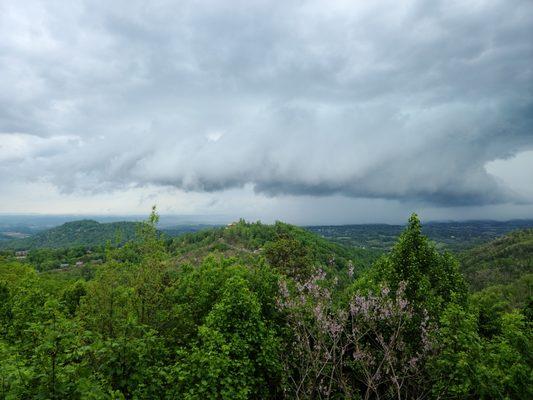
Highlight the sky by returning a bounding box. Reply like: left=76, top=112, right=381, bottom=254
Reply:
left=0, top=0, right=532, bottom=224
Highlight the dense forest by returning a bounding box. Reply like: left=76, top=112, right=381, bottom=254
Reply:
left=0, top=209, right=531, bottom=399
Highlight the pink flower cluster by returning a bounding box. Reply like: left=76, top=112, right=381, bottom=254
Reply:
left=277, top=273, right=436, bottom=399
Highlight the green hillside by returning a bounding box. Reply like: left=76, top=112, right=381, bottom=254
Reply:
left=459, top=229, right=533, bottom=291
left=0, top=220, right=142, bottom=250
left=459, top=230, right=532, bottom=338
left=170, top=219, right=383, bottom=274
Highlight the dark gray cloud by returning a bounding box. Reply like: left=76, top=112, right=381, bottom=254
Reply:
left=1, top=0, right=532, bottom=211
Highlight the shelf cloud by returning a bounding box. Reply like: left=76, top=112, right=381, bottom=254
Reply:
left=1, top=0, right=532, bottom=217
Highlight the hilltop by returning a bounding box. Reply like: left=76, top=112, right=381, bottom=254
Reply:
left=0, top=220, right=142, bottom=250
left=169, top=219, right=382, bottom=274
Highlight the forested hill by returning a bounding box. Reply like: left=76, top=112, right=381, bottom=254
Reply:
left=460, top=228, right=533, bottom=292
left=0, top=220, right=142, bottom=249
left=169, top=219, right=383, bottom=273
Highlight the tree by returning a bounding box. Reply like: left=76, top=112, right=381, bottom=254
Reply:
left=61, top=280, right=87, bottom=317
left=429, top=303, right=482, bottom=398
left=372, top=213, right=467, bottom=320
left=264, top=234, right=313, bottom=280
left=279, top=270, right=435, bottom=399
left=173, top=276, right=283, bottom=399
left=430, top=306, right=533, bottom=399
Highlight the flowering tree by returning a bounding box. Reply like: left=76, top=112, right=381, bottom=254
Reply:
left=278, top=271, right=435, bottom=399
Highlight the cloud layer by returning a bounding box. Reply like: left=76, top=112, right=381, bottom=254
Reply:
left=1, top=0, right=532, bottom=210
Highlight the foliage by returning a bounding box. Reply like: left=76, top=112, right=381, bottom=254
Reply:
left=263, top=233, right=314, bottom=280
left=279, top=271, right=435, bottom=399
left=459, top=228, right=533, bottom=291
left=362, top=214, right=468, bottom=321
left=0, top=210, right=531, bottom=399
left=172, top=276, right=283, bottom=399
left=429, top=305, right=532, bottom=399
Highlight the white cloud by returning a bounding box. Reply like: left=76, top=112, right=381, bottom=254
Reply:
left=0, top=133, right=80, bottom=163
left=206, top=131, right=224, bottom=142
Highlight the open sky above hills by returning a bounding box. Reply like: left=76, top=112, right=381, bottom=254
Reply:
left=1, top=0, right=532, bottom=224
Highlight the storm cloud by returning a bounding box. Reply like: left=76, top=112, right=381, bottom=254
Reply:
left=1, top=0, right=532, bottom=212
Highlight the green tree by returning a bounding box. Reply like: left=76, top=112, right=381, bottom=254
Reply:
left=264, top=234, right=313, bottom=280
left=61, top=280, right=87, bottom=317
left=429, top=303, right=482, bottom=398
left=478, top=312, right=532, bottom=399
left=372, top=213, right=467, bottom=319
left=430, top=305, right=532, bottom=399
left=173, top=276, right=283, bottom=399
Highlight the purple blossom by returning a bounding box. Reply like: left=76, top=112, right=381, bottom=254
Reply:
left=279, top=280, right=289, bottom=298
left=348, top=261, right=355, bottom=278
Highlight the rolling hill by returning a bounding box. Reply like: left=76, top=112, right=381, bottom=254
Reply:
left=459, top=228, right=533, bottom=291
left=169, top=219, right=383, bottom=274
left=0, top=220, right=142, bottom=250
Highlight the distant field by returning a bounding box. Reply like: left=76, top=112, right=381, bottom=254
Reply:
left=0, top=231, right=32, bottom=239
left=307, top=220, right=533, bottom=252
